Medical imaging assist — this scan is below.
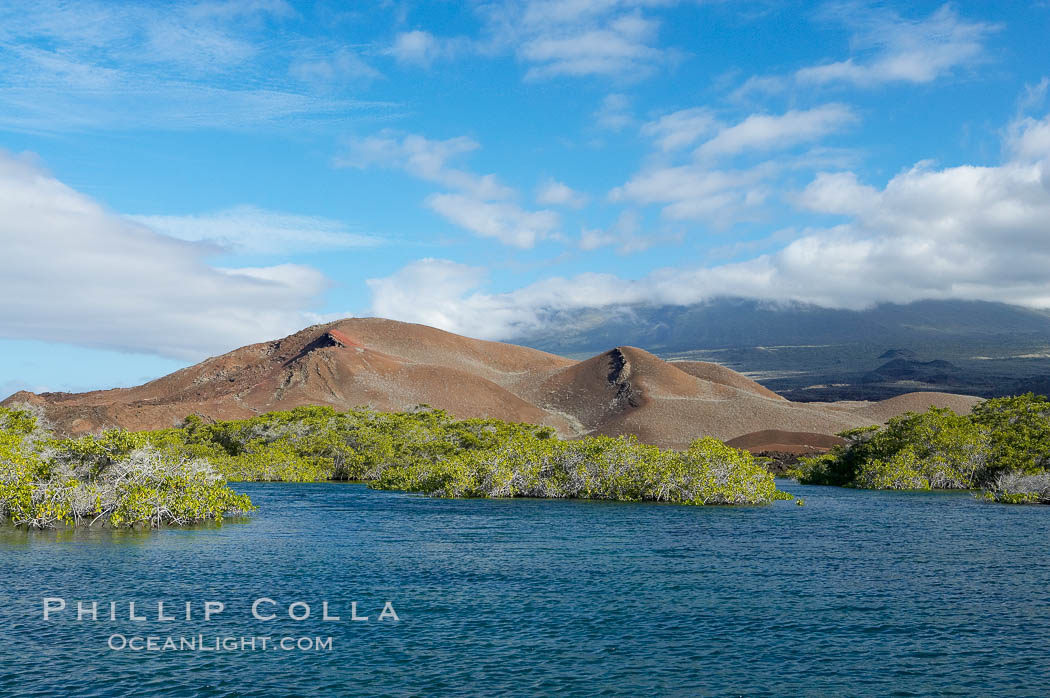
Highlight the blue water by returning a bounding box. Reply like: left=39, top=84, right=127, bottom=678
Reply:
left=2, top=481, right=1050, bottom=697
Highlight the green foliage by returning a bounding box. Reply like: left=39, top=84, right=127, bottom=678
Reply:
left=0, top=405, right=252, bottom=529
left=167, top=406, right=557, bottom=484
left=791, top=426, right=880, bottom=487
left=971, top=393, right=1050, bottom=476
left=793, top=395, right=1050, bottom=502
left=372, top=433, right=782, bottom=505
left=795, top=411, right=987, bottom=490
left=141, top=406, right=788, bottom=506
left=2, top=401, right=799, bottom=518
left=980, top=472, right=1050, bottom=505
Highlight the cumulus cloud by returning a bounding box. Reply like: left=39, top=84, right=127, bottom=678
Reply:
left=579, top=210, right=679, bottom=253
left=593, top=93, right=634, bottom=131
left=386, top=30, right=473, bottom=67
left=610, top=105, right=856, bottom=225
left=513, top=0, right=683, bottom=80
left=340, top=131, right=561, bottom=248
left=126, top=205, right=383, bottom=255
left=734, top=4, right=998, bottom=98
left=0, top=151, right=331, bottom=360
left=537, top=179, right=588, bottom=208
left=793, top=171, right=878, bottom=215
left=339, top=131, right=513, bottom=200
left=369, top=113, right=1050, bottom=339
left=641, top=107, right=717, bottom=151
left=520, top=11, right=664, bottom=80
left=366, top=259, right=506, bottom=336
left=390, top=1, right=678, bottom=81
left=695, top=105, right=856, bottom=158
left=796, top=4, right=997, bottom=88
left=611, top=162, right=773, bottom=224
left=425, top=194, right=560, bottom=248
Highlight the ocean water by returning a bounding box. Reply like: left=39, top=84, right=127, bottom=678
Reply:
left=2, top=481, right=1049, bottom=697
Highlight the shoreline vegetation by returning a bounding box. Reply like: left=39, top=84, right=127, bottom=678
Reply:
left=792, top=393, right=1050, bottom=504
left=4, top=392, right=1048, bottom=529
left=0, top=404, right=790, bottom=529
left=0, top=404, right=253, bottom=529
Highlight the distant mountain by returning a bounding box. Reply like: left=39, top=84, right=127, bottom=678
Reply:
left=862, top=359, right=963, bottom=386
left=879, top=349, right=919, bottom=360
left=513, top=299, right=1050, bottom=401
left=518, top=299, right=1050, bottom=356
left=1, top=318, right=977, bottom=450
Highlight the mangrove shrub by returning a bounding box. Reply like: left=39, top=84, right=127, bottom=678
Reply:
left=154, top=406, right=789, bottom=505
left=793, top=394, right=1050, bottom=503
left=0, top=405, right=252, bottom=529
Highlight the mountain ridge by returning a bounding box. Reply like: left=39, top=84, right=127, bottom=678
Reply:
left=510, top=298, right=1050, bottom=401
left=3, top=317, right=981, bottom=451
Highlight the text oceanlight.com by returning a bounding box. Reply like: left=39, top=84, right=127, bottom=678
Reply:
left=42, top=597, right=400, bottom=652
left=107, top=635, right=334, bottom=652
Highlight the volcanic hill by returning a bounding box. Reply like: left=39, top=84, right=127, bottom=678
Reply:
left=2, top=318, right=981, bottom=450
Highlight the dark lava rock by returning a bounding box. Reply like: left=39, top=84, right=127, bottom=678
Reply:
left=862, top=358, right=962, bottom=385
left=878, top=348, right=919, bottom=360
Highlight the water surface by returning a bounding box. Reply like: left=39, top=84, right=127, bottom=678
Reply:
left=2, top=481, right=1049, bottom=696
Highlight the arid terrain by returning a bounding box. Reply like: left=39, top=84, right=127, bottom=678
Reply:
left=517, top=299, right=1050, bottom=401
left=2, top=318, right=981, bottom=451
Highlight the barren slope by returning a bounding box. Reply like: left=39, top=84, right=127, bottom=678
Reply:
left=725, top=430, right=847, bottom=455
left=2, top=318, right=985, bottom=449
left=670, top=360, right=786, bottom=401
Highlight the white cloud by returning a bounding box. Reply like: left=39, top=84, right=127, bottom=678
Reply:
left=366, top=259, right=508, bottom=336
left=729, top=74, right=788, bottom=101
left=1009, top=115, right=1050, bottom=164
left=520, top=0, right=667, bottom=26
left=732, top=4, right=998, bottom=98
left=579, top=210, right=679, bottom=253
left=394, top=1, right=678, bottom=81
left=696, top=105, right=856, bottom=158
left=425, top=194, right=560, bottom=248
left=611, top=163, right=773, bottom=224
left=593, top=93, right=634, bottom=130
left=1019, top=77, right=1050, bottom=114
left=0, top=1, right=295, bottom=74
left=796, top=3, right=998, bottom=88
left=342, top=131, right=562, bottom=248
left=641, top=107, right=718, bottom=151
left=0, top=82, right=382, bottom=133
left=126, top=205, right=383, bottom=255
left=386, top=30, right=472, bottom=67
left=793, top=171, right=878, bottom=215
left=537, top=179, right=588, bottom=208
left=369, top=113, right=1050, bottom=338
left=610, top=106, right=856, bottom=225
left=0, top=1, right=389, bottom=132
left=289, top=47, right=382, bottom=85
left=340, top=131, right=513, bottom=200
left=0, top=151, right=330, bottom=360
left=388, top=30, right=438, bottom=65
left=520, top=11, right=664, bottom=80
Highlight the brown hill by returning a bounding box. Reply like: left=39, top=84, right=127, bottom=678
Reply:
left=1, top=318, right=984, bottom=450
left=670, top=360, right=786, bottom=401
left=725, top=430, right=846, bottom=455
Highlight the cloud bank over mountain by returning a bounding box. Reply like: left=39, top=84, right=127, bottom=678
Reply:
left=367, top=111, right=1050, bottom=340
left=0, top=0, right=1047, bottom=378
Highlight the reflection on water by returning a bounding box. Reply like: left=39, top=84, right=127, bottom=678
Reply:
left=2, top=481, right=1049, bottom=697
left=0, top=517, right=252, bottom=546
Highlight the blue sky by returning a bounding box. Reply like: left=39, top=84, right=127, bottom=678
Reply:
left=2, top=0, right=1050, bottom=394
